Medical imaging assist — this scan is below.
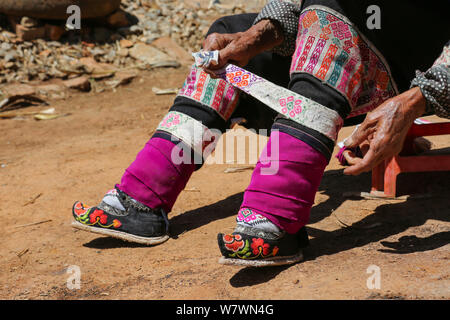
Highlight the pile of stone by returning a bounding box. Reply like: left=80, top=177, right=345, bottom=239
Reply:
left=0, top=0, right=266, bottom=106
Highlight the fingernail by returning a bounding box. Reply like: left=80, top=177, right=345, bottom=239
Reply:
left=343, top=137, right=352, bottom=147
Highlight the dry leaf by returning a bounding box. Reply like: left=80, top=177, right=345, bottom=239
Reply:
left=17, top=248, right=29, bottom=258
left=224, top=165, right=255, bottom=173
left=34, top=113, right=70, bottom=120
left=152, top=87, right=179, bottom=95
left=23, top=193, right=43, bottom=206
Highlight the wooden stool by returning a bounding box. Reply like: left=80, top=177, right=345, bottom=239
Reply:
left=370, top=121, right=450, bottom=198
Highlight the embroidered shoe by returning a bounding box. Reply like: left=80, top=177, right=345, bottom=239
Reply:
left=217, top=225, right=309, bottom=267
left=71, top=188, right=170, bottom=245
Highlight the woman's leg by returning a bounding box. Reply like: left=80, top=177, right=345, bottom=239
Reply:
left=72, top=13, right=292, bottom=245
left=218, top=3, right=397, bottom=266
left=217, top=78, right=348, bottom=266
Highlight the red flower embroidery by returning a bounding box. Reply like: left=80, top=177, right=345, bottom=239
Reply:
left=223, top=234, right=241, bottom=243
left=251, top=238, right=270, bottom=256
left=73, top=202, right=89, bottom=217
left=223, top=234, right=244, bottom=252
left=89, top=209, right=107, bottom=225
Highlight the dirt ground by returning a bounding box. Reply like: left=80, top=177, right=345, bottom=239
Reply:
left=1, top=66, right=449, bottom=300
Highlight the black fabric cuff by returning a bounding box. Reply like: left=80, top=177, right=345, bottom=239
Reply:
left=272, top=118, right=335, bottom=161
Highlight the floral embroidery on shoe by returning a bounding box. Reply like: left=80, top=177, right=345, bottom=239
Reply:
left=251, top=237, right=272, bottom=256
left=72, top=201, right=122, bottom=229
left=112, top=219, right=122, bottom=228
left=221, top=234, right=278, bottom=260
left=90, top=209, right=107, bottom=224
left=73, top=201, right=90, bottom=217
left=223, top=234, right=245, bottom=252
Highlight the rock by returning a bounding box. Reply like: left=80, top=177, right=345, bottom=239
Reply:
left=104, top=50, right=116, bottom=62
left=90, top=48, right=106, bottom=57
left=129, top=43, right=175, bottom=66
left=4, top=62, right=15, bottom=69
left=119, top=39, right=134, bottom=49
left=39, top=49, right=52, bottom=58
left=63, top=76, right=91, bottom=91
left=4, top=51, right=16, bottom=62
left=106, top=70, right=137, bottom=88
left=37, top=73, right=49, bottom=81
left=78, top=57, right=116, bottom=79
left=36, top=84, right=64, bottom=92
left=129, top=25, right=143, bottom=35
left=46, top=41, right=62, bottom=48
left=140, top=36, right=159, bottom=45
left=36, top=83, right=66, bottom=96
left=0, top=0, right=259, bottom=86
left=152, top=37, right=193, bottom=66
left=1, top=42, right=13, bottom=50
left=141, top=20, right=159, bottom=33
left=117, top=48, right=129, bottom=57
left=114, top=70, right=137, bottom=85
left=2, top=83, right=35, bottom=97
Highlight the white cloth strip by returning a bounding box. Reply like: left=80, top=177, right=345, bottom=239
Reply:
left=193, top=50, right=343, bottom=141
left=156, top=111, right=215, bottom=155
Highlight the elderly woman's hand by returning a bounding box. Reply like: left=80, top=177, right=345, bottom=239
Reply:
left=202, top=19, right=284, bottom=72
left=343, top=87, right=427, bottom=175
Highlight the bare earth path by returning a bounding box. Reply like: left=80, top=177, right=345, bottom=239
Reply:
left=1, top=67, right=449, bottom=300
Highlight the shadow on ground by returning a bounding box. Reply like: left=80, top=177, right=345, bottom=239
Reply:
left=82, top=168, right=449, bottom=288
left=228, top=169, right=450, bottom=287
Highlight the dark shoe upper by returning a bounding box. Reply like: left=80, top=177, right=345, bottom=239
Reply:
left=72, top=187, right=169, bottom=238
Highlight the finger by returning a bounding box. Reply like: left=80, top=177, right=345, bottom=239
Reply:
left=203, top=33, right=234, bottom=51
left=359, top=142, right=370, bottom=156
left=207, top=45, right=236, bottom=70
left=203, top=34, right=215, bottom=51
left=343, top=149, right=381, bottom=175
left=203, top=33, right=222, bottom=51
left=343, top=125, right=368, bottom=148
left=203, top=68, right=219, bottom=79
left=343, top=150, right=362, bottom=166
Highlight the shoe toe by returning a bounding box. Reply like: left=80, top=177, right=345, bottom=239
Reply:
left=72, top=201, right=91, bottom=221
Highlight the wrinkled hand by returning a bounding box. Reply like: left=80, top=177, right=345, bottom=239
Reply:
left=343, top=87, right=427, bottom=175
left=202, top=19, right=284, bottom=73
left=202, top=32, right=254, bottom=70
left=341, top=140, right=370, bottom=165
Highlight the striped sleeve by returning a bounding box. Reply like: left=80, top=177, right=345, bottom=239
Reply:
left=253, top=0, right=303, bottom=56
left=411, top=43, right=450, bottom=118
